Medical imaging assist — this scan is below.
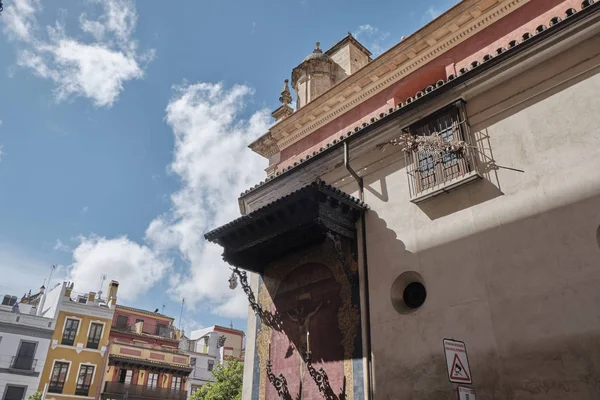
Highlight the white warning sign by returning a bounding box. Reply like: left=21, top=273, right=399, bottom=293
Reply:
left=458, top=386, right=476, bottom=400
left=443, top=339, right=472, bottom=384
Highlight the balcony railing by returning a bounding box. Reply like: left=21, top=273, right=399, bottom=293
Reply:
left=9, top=356, right=37, bottom=372
left=75, top=385, right=91, bottom=396
left=103, top=382, right=187, bottom=400
left=112, top=338, right=186, bottom=355
left=112, top=323, right=177, bottom=340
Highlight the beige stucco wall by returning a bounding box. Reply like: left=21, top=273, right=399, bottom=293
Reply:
left=334, top=32, right=600, bottom=399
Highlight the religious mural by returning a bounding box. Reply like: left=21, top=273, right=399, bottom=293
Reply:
left=256, top=239, right=363, bottom=400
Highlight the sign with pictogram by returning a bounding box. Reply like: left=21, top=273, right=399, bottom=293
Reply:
left=443, top=339, right=472, bottom=384
left=457, top=386, right=476, bottom=400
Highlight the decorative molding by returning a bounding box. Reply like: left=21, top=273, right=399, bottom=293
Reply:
left=59, top=302, right=115, bottom=321
left=253, top=0, right=528, bottom=157
left=0, top=321, right=53, bottom=338
left=0, top=367, right=40, bottom=377
left=45, top=394, right=95, bottom=400
left=50, top=344, right=104, bottom=354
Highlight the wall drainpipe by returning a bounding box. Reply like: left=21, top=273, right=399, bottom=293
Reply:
left=344, top=141, right=374, bottom=399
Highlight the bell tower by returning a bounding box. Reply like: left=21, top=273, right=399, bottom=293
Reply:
left=291, top=42, right=337, bottom=109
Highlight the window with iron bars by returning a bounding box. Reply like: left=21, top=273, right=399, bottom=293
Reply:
left=406, top=101, right=476, bottom=200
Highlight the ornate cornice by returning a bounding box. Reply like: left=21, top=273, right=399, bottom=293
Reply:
left=0, top=321, right=53, bottom=338
left=60, top=302, right=114, bottom=321
left=250, top=0, right=527, bottom=157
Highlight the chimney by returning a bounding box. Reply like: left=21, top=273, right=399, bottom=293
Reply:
left=107, top=280, right=119, bottom=308
left=64, top=282, right=74, bottom=298
left=88, top=292, right=96, bottom=302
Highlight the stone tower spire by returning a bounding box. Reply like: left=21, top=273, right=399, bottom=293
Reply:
left=279, top=79, right=292, bottom=106
left=271, top=79, right=294, bottom=123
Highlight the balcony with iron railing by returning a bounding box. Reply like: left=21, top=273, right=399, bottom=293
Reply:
left=111, top=322, right=178, bottom=341
left=109, top=342, right=191, bottom=370
left=112, top=338, right=186, bottom=355
left=7, top=356, right=38, bottom=373
left=103, top=382, right=187, bottom=400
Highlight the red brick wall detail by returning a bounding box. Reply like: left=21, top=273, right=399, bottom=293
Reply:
left=119, top=347, right=142, bottom=356
left=173, top=356, right=187, bottom=364
left=150, top=352, right=166, bottom=360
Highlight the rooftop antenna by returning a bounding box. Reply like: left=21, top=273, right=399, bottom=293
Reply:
left=46, top=265, right=57, bottom=290
left=179, top=298, right=185, bottom=331
left=97, top=274, right=107, bottom=300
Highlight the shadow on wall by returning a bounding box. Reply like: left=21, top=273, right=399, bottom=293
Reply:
left=365, top=193, right=600, bottom=399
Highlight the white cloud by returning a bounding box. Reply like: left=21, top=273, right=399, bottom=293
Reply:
left=54, top=239, right=72, bottom=252
left=69, top=235, right=171, bottom=301
left=63, top=84, right=268, bottom=318
left=2, top=0, right=152, bottom=107
left=352, top=24, right=391, bottom=57
left=81, top=206, right=88, bottom=214
left=147, top=82, right=269, bottom=318
left=2, top=0, right=40, bottom=42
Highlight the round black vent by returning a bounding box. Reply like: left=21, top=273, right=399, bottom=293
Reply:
left=403, top=282, right=427, bottom=309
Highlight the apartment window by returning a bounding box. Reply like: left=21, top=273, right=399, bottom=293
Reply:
left=75, top=365, right=95, bottom=396
left=147, top=372, right=159, bottom=388
left=61, top=319, right=80, bottom=346
left=48, top=362, right=69, bottom=393
left=1, top=295, right=17, bottom=306
left=207, top=360, right=214, bottom=372
left=115, top=315, right=128, bottom=329
left=190, top=358, right=196, bottom=367
left=87, top=323, right=103, bottom=349
left=156, top=324, right=168, bottom=336
left=118, top=369, right=133, bottom=384
left=2, top=385, right=26, bottom=400
left=191, top=385, right=201, bottom=394
left=12, top=341, right=37, bottom=370
left=406, top=102, right=476, bottom=201
left=171, top=376, right=182, bottom=391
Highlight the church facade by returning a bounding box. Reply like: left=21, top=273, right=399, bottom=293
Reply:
left=206, top=0, right=600, bottom=398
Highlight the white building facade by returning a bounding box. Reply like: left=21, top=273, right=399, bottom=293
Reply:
left=179, top=325, right=244, bottom=395
left=0, top=297, right=55, bottom=400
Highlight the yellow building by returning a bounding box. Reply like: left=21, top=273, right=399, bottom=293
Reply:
left=36, top=281, right=118, bottom=400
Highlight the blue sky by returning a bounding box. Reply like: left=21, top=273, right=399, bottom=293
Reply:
left=0, top=0, right=455, bottom=333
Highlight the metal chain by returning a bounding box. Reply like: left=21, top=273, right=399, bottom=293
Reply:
left=324, top=232, right=357, bottom=289
left=267, top=359, right=294, bottom=400
left=305, top=351, right=346, bottom=400
left=230, top=267, right=284, bottom=332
